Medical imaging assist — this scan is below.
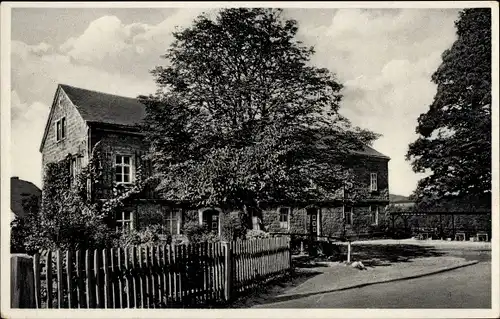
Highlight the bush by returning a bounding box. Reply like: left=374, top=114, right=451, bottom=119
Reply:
left=221, top=212, right=247, bottom=241
left=115, top=225, right=171, bottom=247
left=245, top=229, right=270, bottom=239
left=182, top=221, right=219, bottom=244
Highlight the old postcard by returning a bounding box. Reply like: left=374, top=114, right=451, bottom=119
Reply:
left=1, top=1, right=498, bottom=318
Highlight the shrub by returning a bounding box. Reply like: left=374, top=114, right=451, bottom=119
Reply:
left=114, top=225, right=171, bottom=247
left=245, top=229, right=270, bottom=239
left=182, top=221, right=219, bottom=244
left=221, top=212, right=247, bottom=241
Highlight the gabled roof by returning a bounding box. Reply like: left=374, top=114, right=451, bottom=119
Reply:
left=41, top=84, right=390, bottom=161
left=60, top=84, right=146, bottom=127
left=353, top=144, right=390, bottom=160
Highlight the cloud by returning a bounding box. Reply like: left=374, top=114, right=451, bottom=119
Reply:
left=58, top=9, right=213, bottom=77
left=59, top=16, right=150, bottom=62
left=290, top=8, right=459, bottom=195
left=11, top=91, right=50, bottom=188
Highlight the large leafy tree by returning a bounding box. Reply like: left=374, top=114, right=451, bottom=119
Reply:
left=407, top=8, right=491, bottom=207
left=141, top=8, right=379, bottom=212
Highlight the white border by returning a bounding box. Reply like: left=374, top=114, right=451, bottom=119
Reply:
left=1, top=2, right=499, bottom=319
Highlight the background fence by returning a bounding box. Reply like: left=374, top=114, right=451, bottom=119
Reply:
left=11, top=237, right=291, bottom=309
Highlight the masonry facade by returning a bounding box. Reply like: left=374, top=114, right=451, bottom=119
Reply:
left=40, top=84, right=390, bottom=239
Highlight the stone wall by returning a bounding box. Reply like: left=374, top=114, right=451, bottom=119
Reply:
left=41, top=89, right=88, bottom=181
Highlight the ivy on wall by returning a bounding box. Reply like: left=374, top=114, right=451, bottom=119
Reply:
left=23, top=144, right=148, bottom=253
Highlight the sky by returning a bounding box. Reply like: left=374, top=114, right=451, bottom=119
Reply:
left=10, top=7, right=461, bottom=196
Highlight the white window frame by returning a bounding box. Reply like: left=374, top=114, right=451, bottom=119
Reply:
left=114, top=154, right=134, bottom=185
left=370, top=172, right=378, bottom=192
left=55, top=117, right=66, bottom=142
left=343, top=205, right=353, bottom=226
left=116, top=210, right=133, bottom=232
left=370, top=205, right=379, bottom=226
left=307, top=208, right=320, bottom=236
left=165, top=208, right=181, bottom=235
left=278, top=207, right=291, bottom=230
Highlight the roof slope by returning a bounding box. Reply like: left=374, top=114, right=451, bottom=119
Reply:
left=60, top=84, right=146, bottom=127
left=353, top=144, right=390, bottom=160
left=58, top=84, right=389, bottom=159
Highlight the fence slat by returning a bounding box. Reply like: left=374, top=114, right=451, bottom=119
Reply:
left=66, top=250, right=73, bottom=308
left=167, top=245, right=174, bottom=305
left=75, top=250, right=85, bottom=308
left=131, top=246, right=139, bottom=308
left=158, top=246, right=165, bottom=307
left=124, top=248, right=132, bottom=308
left=117, top=248, right=124, bottom=308
left=46, top=251, right=53, bottom=308
left=110, top=248, right=118, bottom=308
left=33, top=253, right=41, bottom=308
left=103, top=249, right=112, bottom=308
left=165, top=245, right=171, bottom=306
left=203, top=242, right=209, bottom=304
left=136, top=246, right=145, bottom=309
left=218, top=243, right=223, bottom=300
left=179, top=244, right=185, bottom=303
left=85, top=250, right=95, bottom=308
left=151, top=246, right=158, bottom=308
left=56, top=249, right=63, bottom=308
left=94, top=249, right=103, bottom=308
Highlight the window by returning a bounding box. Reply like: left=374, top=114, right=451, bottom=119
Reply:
left=370, top=205, right=379, bottom=225
left=279, top=207, right=290, bottom=229
left=370, top=173, right=378, bottom=191
left=202, top=210, right=219, bottom=234
left=69, top=156, right=82, bottom=184
left=116, top=210, right=133, bottom=232
left=165, top=208, right=180, bottom=235
left=343, top=206, right=353, bottom=225
left=115, top=155, right=132, bottom=184
left=55, top=117, right=66, bottom=142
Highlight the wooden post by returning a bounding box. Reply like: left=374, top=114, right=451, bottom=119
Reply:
left=347, top=240, right=351, bottom=263
left=33, top=253, right=41, bottom=308
left=222, top=241, right=232, bottom=302
left=452, top=214, right=455, bottom=240
left=11, top=254, right=35, bottom=308
left=300, top=240, right=304, bottom=255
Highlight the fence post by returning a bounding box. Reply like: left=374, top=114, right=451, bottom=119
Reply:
left=347, top=240, right=351, bottom=263
left=222, top=241, right=232, bottom=302
left=11, top=254, right=35, bottom=308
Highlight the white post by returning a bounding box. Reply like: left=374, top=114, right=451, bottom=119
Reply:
left=347, top=241, right=351, bottom=263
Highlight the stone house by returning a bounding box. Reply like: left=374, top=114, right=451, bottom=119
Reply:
left=40, top=84, right=390, bottom=239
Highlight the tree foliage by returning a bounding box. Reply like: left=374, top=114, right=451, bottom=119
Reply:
left=141, top=8, right=379, bottom=211
left=406, top=8, right=491, bottom=205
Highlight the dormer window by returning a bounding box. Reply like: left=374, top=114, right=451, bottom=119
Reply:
left=55, top=117, right=66, bottom=142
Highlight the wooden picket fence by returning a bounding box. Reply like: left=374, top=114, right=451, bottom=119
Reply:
left=22, top=237, right=290, bottom=309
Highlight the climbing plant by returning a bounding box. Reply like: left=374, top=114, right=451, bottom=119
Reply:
left=23, top=145, right=148, bottom=253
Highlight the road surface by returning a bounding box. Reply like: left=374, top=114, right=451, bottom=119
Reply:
left=255, top=262, right=491, bottom=308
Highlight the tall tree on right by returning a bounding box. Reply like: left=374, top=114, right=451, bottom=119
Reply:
left=406, top=8, right=491, bottom=210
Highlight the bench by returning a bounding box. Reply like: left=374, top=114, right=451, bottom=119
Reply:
left=476, top=233, right=488, bottom=242
left=455, top=232, right=466, bottom=241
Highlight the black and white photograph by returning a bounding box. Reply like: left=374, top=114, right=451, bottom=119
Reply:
left=1, top=2, right=498, bottom=318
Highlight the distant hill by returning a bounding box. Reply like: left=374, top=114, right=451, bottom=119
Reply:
left=389, top=194, right=411, bottom=203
